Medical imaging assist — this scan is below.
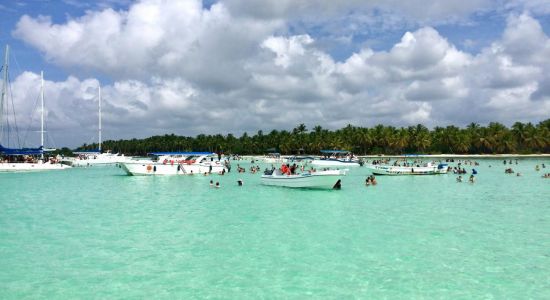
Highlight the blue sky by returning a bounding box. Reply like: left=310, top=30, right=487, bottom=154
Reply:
left=0, top=0, right=549, bottom=148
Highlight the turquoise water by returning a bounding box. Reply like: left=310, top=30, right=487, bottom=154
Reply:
left=1, top=159, right=549, bottom=298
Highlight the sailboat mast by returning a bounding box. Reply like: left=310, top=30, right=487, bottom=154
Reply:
left=0, top=45, right=8, bottom=143
left=40, top=71, right=44, bottom=153
left=98, top=85, right=101, bottom=152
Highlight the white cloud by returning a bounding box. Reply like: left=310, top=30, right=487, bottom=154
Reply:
left=6, top=1, right=550, bottom=147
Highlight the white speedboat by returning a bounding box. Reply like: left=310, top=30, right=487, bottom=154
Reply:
left=261, top=153, right=286, bottom=164
left=310, top=150, right=362, bottom=167
left=366, top=163, right=449, bottom=175
left=261, top=169, right=346, bottom=189
left=121, top=152, right=227, bottom=176
left=310, top=158, right=361, bottom=167
left=62, top=151, right=133, bottom=167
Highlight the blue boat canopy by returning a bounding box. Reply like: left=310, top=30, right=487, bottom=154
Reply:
left=0, top=144, right=43, bottom=155
left=320, top=150, right=350, bottom=154
left=148, top=152, right=215, bottom=156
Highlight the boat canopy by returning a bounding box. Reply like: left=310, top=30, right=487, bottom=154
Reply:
left=320, top=150, right=349, bottom=154
left=0, top=144, right=43, bottom=155
left=149, top=152, right=215, bottom=156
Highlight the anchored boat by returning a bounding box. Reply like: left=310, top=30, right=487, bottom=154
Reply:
left=121, top=152, right=227, bottom=175
left=261, top=169, right=346, bottom=189
left=366, top=162, right=449, bottom=175
left=310, top=150, right=362, bottom=167
left=63, top=150, right=132, bottom=167
left=0, top=46, right=70, bottom=172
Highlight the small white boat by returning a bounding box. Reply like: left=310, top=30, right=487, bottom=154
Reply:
left=261, top=153, right=286, bottom=164
left=310, top=158, right=361, bottom=167
left=121, top=152, right=227, bottom=176
left=310, top=150, right=362, bottom=167
left=62, top=151, right=133, bottom=167
left=366, top=163, right=449, bottom=175
left=261, top=169, right=346, bottom=189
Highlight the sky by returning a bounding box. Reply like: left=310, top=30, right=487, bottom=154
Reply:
left=0, top=0, right=549, bottom=148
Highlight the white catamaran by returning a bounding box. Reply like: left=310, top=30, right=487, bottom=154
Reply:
left=0, top=45, right=70, bottom=172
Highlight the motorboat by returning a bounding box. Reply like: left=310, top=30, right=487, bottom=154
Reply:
left=287, top=156, right=315, bottom=163
left=261, top=169, right=346, bottom=189
left=61, top=150, right=133, bottom=167
left=310, top=150, right=362, bottom=167
left=261, top=152, right=286, bottom=164
left=120, top=152, right=227, bottom=175
left=366, top=162, right=449, bottom=175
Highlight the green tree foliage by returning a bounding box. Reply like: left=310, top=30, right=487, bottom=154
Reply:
left=77, top=120, right=550, bottom=155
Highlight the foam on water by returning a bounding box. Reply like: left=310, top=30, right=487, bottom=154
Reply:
left=0, top=158, right=549, bottom=298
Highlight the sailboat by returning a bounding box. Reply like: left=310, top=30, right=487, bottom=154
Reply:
left=60, top=85, right=132, bottom=167
left=0, top=45, right=70, bottom=172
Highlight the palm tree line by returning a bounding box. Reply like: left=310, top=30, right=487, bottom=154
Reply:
left=74, top=120, right=550, bottom=156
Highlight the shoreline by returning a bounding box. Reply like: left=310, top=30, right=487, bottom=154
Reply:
left=245, top=154, right=550, bottom=159
left=358, top=154, right=550, bottom=158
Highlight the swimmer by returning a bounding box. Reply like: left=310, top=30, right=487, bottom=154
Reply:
left=215, top=182, right=220, bottom=188
left=469, top=175, right=475, bottom=183
left=456, top=176, right=463, bottom=183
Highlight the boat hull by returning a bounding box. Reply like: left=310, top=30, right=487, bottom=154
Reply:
left=261, top=170, right=345, bottom=189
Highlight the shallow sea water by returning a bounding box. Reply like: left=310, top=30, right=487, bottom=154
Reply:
left=0, top=158, right=549, bottom=298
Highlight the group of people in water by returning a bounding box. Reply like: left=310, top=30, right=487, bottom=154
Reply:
left=209, top=180, right=220, bottom=188
left=456, top=175, right=475, bottom=183
left=365, top=175, right=377, bottom=186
